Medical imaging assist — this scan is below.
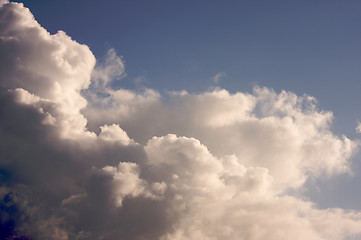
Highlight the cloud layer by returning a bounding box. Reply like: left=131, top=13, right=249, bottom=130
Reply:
left=0, top=1, right=361, bottom=240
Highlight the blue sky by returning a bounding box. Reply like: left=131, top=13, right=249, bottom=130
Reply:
left=1, top=1, right=361, bottom=239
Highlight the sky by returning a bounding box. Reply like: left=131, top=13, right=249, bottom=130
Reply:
left=0, top=0, right=361, bottom=239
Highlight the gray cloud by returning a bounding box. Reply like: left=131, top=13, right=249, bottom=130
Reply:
left=1, top=1, right=361, bottom=240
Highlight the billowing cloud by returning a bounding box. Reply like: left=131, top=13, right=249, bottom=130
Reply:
left=1, top=1, right=361, bottom=240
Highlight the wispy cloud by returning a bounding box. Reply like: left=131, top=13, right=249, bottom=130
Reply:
left=212, top=72, right=227, bottom=84
left=0, top=2, right=360, bottom=240
left=357, top=122, right=361, bottom=133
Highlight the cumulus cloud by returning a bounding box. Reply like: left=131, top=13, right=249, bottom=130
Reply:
left=0, top=0, right=96, bottom=140
left=84, top=84, right=355, bottom=191
left=1, top=2, right=361, bottom=240
left=91, top=48, right=125, bottom=88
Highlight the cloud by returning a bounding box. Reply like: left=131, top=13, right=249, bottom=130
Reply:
left=212, top=72, right=227, bottom=84
left=0, top=2, right=361, bottom=240
left=0, top=1, right=96, bottom=140
left=357, top=122, right=361, bottom=133
left=84, top=85, right=355, bottom=191
left=98, top=124, right=134, bottom=145
left=91, top=48, right=125, bottom=88
left=102, top=162, right=151, bottom=207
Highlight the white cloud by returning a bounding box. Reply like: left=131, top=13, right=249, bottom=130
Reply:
left=91, top=48, right=125, bottom=87
left=0, top=2, right=361, bottom=240
left=103, top=162, right=148, bottom=207
left=98, top=124, right=134, bottom=145
left=0, top=1, right=96, bottom=140
left=84, top=85, right=355, bottom=191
